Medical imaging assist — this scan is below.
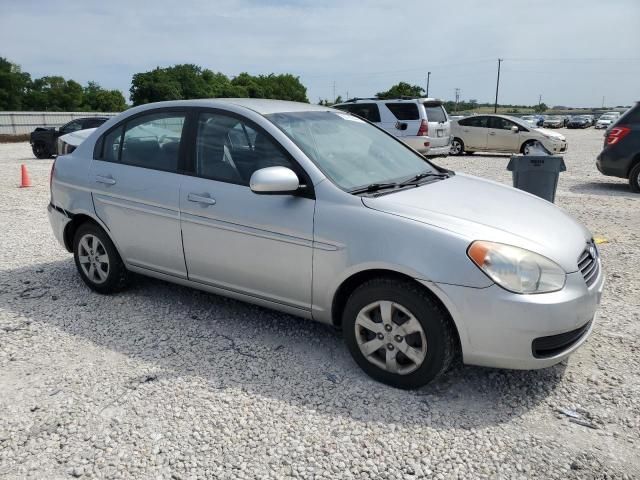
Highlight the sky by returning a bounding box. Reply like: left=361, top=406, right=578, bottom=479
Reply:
left=1, top=0, right=639, bottom=107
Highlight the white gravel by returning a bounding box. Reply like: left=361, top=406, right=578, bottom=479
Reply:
left=1, top=129, right=639, bottom=479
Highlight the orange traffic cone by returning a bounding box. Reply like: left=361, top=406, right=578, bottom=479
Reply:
left=20, top=164, right=33, bottom=188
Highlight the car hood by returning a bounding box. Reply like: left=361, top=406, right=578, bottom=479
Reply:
left=362, top=173, right=592, bottom=273
left=59, top=128, right=97, bottom=147
left=534, top=128, right=566, bottom=140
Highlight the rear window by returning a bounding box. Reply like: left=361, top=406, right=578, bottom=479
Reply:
left=616, top=104, right=640, bottom=125
left=385, top=103, right=419, bottom=120
left=458, top=116, right=488, bottom=128
left=349, top=103, right=381, bottom=123
left=423, top=104, right=447, bottom=123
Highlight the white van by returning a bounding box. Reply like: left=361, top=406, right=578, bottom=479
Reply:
left=334, top=98, right=452, bottom=157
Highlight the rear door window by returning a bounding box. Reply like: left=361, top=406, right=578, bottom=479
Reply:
left=385, top=103, right=419, bottom=120
left=423, top=104, right=447, bottom=123
left=113, top=111, right=186, bottom=172
left=349, top=103, right=381, bottom=122
left=459, top=116, right=489, bottom=128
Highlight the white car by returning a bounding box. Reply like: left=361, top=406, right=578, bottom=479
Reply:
left=334, top=98, right=452, bottom=157
left=595, top=115, right=618, bottom=129
left=450, top=114, right=568, bottom=155
left=57, top=128, right=97, bottom=155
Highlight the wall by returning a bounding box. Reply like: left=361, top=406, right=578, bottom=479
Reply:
left=0, top=112, right=117, bottom=135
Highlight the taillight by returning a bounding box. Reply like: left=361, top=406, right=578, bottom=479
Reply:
left=417, top=119, right=429, bottom=136
left=606, top=126, right=631, bottom=145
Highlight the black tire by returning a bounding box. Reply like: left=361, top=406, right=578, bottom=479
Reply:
left=464, top=151, right=475, bottom=155
left=450, top=138, right=464, bottom=156
left=629, top=162, right=640, bottom=193
left=32, top=142, right=51, bottom=159
left=342, top=278, right=457, bottom=389
left=73, top=222, right=131, bottom=294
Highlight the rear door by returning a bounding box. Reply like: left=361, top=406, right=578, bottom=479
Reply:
left=383, top=102, right=421, bottom=137
left=456, top=116, right=489, bottom=150
left=89, top=109, right=188, bottom=277
left=487, top=116, right=521, bottom=152
left=423, top=102, right=450, bottom=149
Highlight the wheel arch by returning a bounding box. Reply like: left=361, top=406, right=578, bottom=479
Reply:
left=627, top=152, right=640, bottom=177
left=63, top=212, right=120, bottom=255
left=330, top=268, right=462, bottom=351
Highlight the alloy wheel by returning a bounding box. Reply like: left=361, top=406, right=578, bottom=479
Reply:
left=450, top=140, right=462, bottom=155
left=354, top=301, right=427, bottom=375
left=77, top=234, right=110, bottom=284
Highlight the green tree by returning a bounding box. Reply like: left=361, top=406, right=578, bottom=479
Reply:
left=0, top=57, right=31, bottom=110
left=23, top=76, right=84, bottom=111
left=534, top=102, right=548, bottom=113
left=82, top=81, right=126, bottom=111
left=376, top=82, right=424, bottom=99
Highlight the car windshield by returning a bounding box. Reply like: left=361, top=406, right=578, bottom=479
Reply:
left=266, top=110, right=438, bottom=191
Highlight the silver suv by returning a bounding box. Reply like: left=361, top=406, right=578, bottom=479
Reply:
left=334, top=98, right=452, bottom=156
left=48, top=99, right=603, bottom=389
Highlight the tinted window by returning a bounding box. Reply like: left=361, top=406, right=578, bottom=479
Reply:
left=84, top=118, right=106, bottom=128
left=120, top=112, right=185, bottom=172
left=489, top=117, right=516, bottom=130
left=101, top=126, right=123, bottom=163
left=617, top=104, right=640, bottom=125
left=60, top=120, right=83, bottom=134
left=459, top=116, right=489, bottom=128
left=385, top=103, right=419, bottom=120
left=349, top=103, right=381, bottom=123
left=195, top=112, right=292, bottom=185
left=424, top=104, right=447, bottom=123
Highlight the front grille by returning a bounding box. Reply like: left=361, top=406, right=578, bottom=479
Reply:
left=578, top=242, right=600, bottom=287
left=532, top=320, right=592, bottom=358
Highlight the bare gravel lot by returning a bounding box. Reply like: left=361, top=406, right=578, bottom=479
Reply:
left=1, top=128, right=639, bottom=479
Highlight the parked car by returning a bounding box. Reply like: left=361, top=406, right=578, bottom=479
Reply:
left=566, top=116, right=590, bottom=129
left=596, top=101, right=640, bottom=192
left=450, top=114, right=568, bottom=155
left=57, top=128, right=97, bottom=156
left=595, top=114, right=617, bottom=129
left=543, top=116, right=564, bottom=128
left=30, top=117, right=109, bottom=158
left=583, top=115, right=595, bottom=126
left=48, top=99, right=603, bottom=389
left=333, top=98, right=452, bottom=157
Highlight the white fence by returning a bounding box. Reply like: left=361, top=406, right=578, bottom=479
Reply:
left=0, top=111, right=118, bottom=135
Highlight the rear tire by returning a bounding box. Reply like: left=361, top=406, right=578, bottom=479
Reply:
left=32, top=142, right=51, bottom=159
left=450, top=138, right=464, bottom=156
left=342, top=278, right=457, bottom=389
left=629, top=163, right=640, bottom=193
left=73, top=222, right=131, bottom=294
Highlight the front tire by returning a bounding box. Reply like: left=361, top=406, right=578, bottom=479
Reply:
left=342, top=278, right=457, bottom=389
left=629, top=163, right=640, bottom=193
left=73, top=223, right=131, bottom=294
left=450, top=138, right=464, bottom=156
left=32, top=142, right=51, bottom=159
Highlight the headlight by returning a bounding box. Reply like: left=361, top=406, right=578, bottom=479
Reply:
left=468, top=241, right=566, bottom=294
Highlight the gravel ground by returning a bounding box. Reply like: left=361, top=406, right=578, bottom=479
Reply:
left=0, top=129, right=638, bottom=479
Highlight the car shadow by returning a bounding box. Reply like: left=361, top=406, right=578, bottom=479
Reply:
left=569, top=181, right=634, bottom=197
left=1, top=259, right=569, bottom=430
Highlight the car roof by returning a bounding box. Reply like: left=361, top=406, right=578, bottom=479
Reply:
left=124, top=98, right=334, bottom=116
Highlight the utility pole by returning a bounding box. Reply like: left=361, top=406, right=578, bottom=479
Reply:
left=602, top=96, right=605, bottom=108
left=426, top=72, right=431, bottom=97
left=494, top=58, right=503, bottom=113
left=454, top=88, right=461, bottom=112
left=538, top=94, right=542, bottom=106
left=346, top=90, right=349, bottom=100
left=333, top=81, right=336, bottom=104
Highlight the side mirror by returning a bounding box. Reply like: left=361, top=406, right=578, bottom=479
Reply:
left=395, top=121, right=408, bottom=131
left=250, top=166, right=300, bottom=195
left=511, top=126, right=519, bottom=133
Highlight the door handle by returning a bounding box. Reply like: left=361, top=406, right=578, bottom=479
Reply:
left=187, top=193, right=216, bottom=206
left=95, top=175, right=116, bottom=185
left=489, top=132, right=496, bottom=136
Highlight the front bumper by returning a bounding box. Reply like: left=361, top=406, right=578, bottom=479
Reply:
left=423, top=266, right=604, bottom=370
left=542, top=139, right=568, bottom=154
left=47, top=203, right=72, bottom=250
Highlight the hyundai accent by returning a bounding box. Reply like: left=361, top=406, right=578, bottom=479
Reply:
left=48, top=99, right=603, bottom=388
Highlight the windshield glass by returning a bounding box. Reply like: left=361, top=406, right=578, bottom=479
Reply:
left=266, top=110, right=438, bottom=191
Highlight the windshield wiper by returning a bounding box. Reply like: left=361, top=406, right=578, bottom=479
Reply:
left=348, top=182, right=399, bottom=195
left=398, top=171, right=449, bottom=186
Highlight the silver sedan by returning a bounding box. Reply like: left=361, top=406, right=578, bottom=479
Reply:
left=48, top=99, right=603, bottom=389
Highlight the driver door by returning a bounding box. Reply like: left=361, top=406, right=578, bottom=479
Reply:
left=487, top=117, right=521, bottom=152
left=179, top=110, right=315, bottom=310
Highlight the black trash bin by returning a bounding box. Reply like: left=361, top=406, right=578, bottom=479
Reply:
left=507, top=154, right=566, bottom=203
